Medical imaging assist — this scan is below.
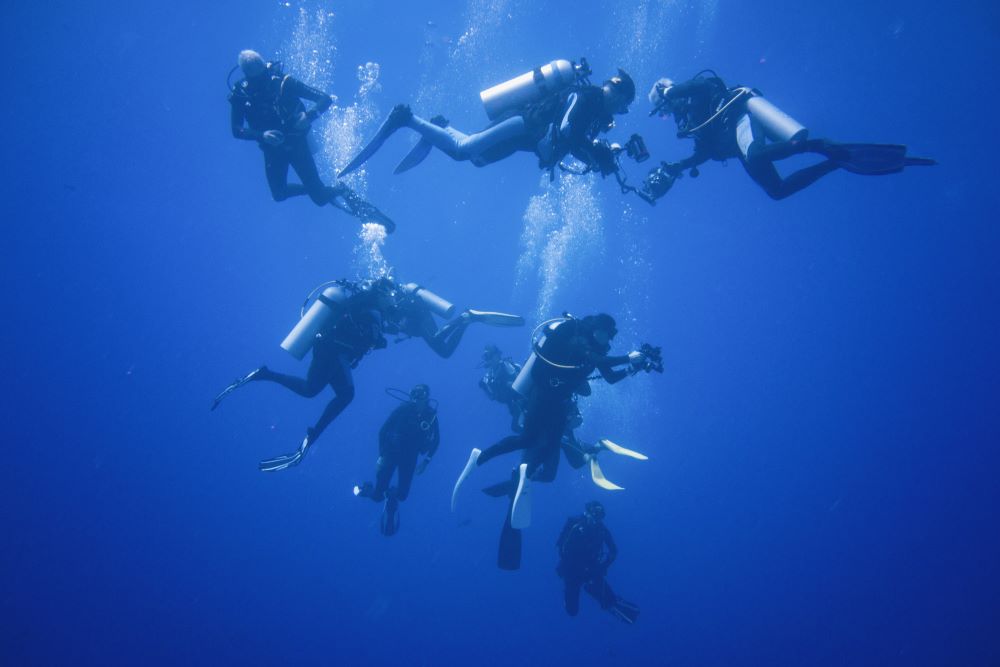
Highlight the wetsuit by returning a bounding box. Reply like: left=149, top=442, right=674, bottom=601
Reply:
left=229, top=65, right=338, bottom=205
left=362, top=401, right=439, bottom=502
left=254, top=299, right=386, bottom=443
left=556, top=515, right=619, bottom=616
left=662, top=75, right=837, bottom=200
left=406, top=85, right=614, bottom=170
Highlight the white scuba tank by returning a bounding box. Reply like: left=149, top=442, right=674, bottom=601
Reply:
left=480, top=59, right=578, bottom=122
left=401, top=283, right=456, bottom=318
left=746, top=95, right=808, bottom=142
left=280, top=285, right=349, bottom=360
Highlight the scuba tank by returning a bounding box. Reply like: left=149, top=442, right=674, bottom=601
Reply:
left=746, top=94, right=808, bottom=142
left=400, top=283, right=455, bottom=319
left=512, top=317, right=582, bottom=398
left=480, top=59, right=589, bottom=121
left=280, top=284, right=350, bottom=360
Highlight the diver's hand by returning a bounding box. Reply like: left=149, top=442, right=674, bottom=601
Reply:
left=262, top=129, right=285, bottom=146
left=662, top=162, right=684, bottom=177
left=628, top=350, right=648, bottom=372
left=291, top=111, right=311, bottom=132
left=416, top=457, right=431, bottom=475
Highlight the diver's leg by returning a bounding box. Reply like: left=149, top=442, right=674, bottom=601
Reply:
left=395, top=452, right=418, bottom=501
left=264, top=149, right=309, bottom=201
left=742, top=156, right=839, bottom=201
left=288, top=141, right=333, bottom=206
left=584, top=577, right=618, bottom=610
left=738, top=115, right=839, bottom=200
left=407, top=115, right=528, bottom=162
left=477, top=435, right=528, bottom=466
left=253, top=356, right=329, bottom=398
left=369, top=456, right=395, bottom=502
left=564, top=576, right=583, bottom=616
left=308, top=354, right=356, bottom=440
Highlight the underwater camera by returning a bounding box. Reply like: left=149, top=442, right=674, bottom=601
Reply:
left=624, top=134, right=650, bottom=163
left=639, top=163, right=678, bottom=204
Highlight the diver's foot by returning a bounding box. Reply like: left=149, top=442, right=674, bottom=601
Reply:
left=451, top=448, right=482, bottom=512
left=387, top=104, right=413, bottom=131
left=815, top=139, right=848, bottom=162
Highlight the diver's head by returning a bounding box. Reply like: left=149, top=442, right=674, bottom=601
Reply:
left=409, top=383, right=431, bottom=406
left=649, top=77, right=675, bottom=107
left=602, top=69, right=636, bottom=115
left=583, top=313, right=618, bottom=350
left=584, top=501, right=605, bottom=523
left=238, top=49, right=267, bottom=80
left=482, top=344, right=502, bottom=364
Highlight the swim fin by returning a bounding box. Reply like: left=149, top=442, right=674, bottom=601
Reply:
left=393, top=115, right=448, bottom=174
left=258, top=433, right=311, bottom=472
left=590, top=458, right=625, bottom=491
left=610, top=597, right=640, bottom=624
left=329, top=185, right=396, bottom=234
left=211, top=367, right=264, bottom=411
left=338, top=104, right=413, bottom=178
left=498, top=496, right=522, bottom=570
left=467, top=310, right=526, bottom=327
left=599, top=438, right=648, bottom=461
left=827, top=143, right=937, bottom=175
left=380, top=493, right=400, bottom=536
left=510, top=463, right=532, bottom=529
left=452, top=448, right=481, bottom=512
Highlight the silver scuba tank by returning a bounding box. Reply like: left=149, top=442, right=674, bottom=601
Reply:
left=512, top=318, right=567, bottom=398
left=280, top=285, right=349, bottom=360
left=480, top=59, right=578, bottom=122
left=746, top=94, right=808, bottom=142
left=401, top=283, right=456, bottom=319
left=511, top=351, right=538, bottom=398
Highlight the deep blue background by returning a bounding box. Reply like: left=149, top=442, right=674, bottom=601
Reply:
left=2, top=1, right=998, bottom=665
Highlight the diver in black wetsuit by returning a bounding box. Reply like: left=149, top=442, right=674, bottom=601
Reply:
left=557, top=502, right=639, bottom=624
left=354, top=384, right=440, bottom=536
left=451, top=315, right=661, bottom=513
left=641, top=71, right=935, bottom=202
left=472, top=314, right=657, bottom=484
left=211, top=280, right=394, bottom=471
left=337, top=67, right=637, bottom=178
left=228, top=49, right=395, bottom=231
left=478, top=345, right=526, bottom=432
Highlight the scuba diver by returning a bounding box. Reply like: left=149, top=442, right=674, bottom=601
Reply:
left=337, top=59, right=639, bottom=182
left=354, top=384, right=440, bottom=536
left=451, top=314, right=662, bottom=569
left=383, top=283, right=525, bottom=359
left=211, top=278, right=396, bottom=471
left=557, top=502, right=639, bottom=624
left=640, top=70, right=936, bottom=203
left=228, top=49, right=396, bottom=232
left=477, top=343, right=648, bottom=488
left=478, top=344, right=526, bottom=431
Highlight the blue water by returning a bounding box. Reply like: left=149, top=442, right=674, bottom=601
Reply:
left=3, top=1, right=998, bottom=664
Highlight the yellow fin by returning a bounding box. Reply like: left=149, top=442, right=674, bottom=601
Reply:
left=590, top=459, right=625, bottom=491
left=599, top=438, right=648, bottom=460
